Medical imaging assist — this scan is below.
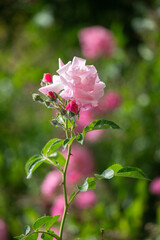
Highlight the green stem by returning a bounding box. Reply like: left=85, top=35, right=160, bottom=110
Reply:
left=59, top=119, right=72, bottom=239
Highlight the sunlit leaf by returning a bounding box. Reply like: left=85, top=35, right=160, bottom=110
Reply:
left=42, top=138, right=64, bottom=156
left=25, top=225, right=31, bottom=235
left=33, top=216, right=53, bottom=230
left=25, top=233, right=38, bottom=240
left=77, top=177, right=96, bottom=192
left=77, top=119, right=120, bottom=144
left=48, top=152, right=66, bottom=167
left=45, top=215, right=60, bottom=231
left=95, top=169, right=114, bottom=179
left=25, top=155, right=46, bottom=179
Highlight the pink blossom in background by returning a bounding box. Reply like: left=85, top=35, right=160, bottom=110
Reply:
left=149, top=177, right=160, bottom=195
left=64, top=145, right=95, bottom=184
left=98, top=90, right=122, bottom=113
left=0, top=219, right=8, bottom=240
left=85, top=130, right=104, bottom=142
left=75, top=191, right=97, bottom=209
left=79, top=26, right=115, bottom=59
left=39, top=57, right=106, bottom=110
left=41, top=170, right=61, bottom=198
left=50, top=195, right=64, bottom=220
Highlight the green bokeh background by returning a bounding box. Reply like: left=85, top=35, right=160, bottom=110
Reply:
left=0, top=0, right=160, bottom=239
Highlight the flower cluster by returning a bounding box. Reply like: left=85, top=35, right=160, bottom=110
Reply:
left=39, top=56, right=106, bottom=110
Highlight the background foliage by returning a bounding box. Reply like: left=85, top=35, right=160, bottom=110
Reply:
left=0, top=0, right=160, bottom=239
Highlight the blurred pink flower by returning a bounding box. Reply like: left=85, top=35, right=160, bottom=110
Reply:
left=50, top=195, right=64, bottom=220
left=41, top=170, right=61, bottom=198
left=99, top=90, right=122, bottom=113
left=75, top=191, right=97, bottom=209
left=0, top=219, right=8, bottom=240
left=149, top=177, right=160, bottom=195
left=79, top=26, right=115, bottom=59
left=85, top=130, right=104, bottom=142
left=39, top=57, right=105, bottom=110
left=64, top=145, right=95, bottom=184
left=40, top=73, right=52, bottom=86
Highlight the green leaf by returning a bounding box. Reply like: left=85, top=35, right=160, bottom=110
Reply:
left=25, top=155, right=46, bottom=179
left=25, top=225, right=31, bottom=235
left=42, top=138, right=64, bottom=156
left=69, top=191, right=76, bottom=204
left=14, top=234, right=25, bottom=239
left=107, top=164, right=148, bottom=180
left=116, top=167, right=148, bottom=180
left=77, top=177, right=96, bottom=192
left=33, top=216, right=53, bottom=231
left=63, top=136, right=76, bottom=149
left=107, top=164, right=123, bottom=174
left=25, top=233, right=38, bottom=240
left=95, top=169, right=114, bottom=179
left=77, top=119, right=120, bottom=144
left=41, top=233, right=53, bottom=240
left=45, top=215, right=60, bottom=231
left=48, top=152, right=66, bottom=167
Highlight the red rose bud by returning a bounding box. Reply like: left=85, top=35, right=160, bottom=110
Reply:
left=40, top=73, right=52, bottom=86
left=48, top=91, right=56, bottom=101
left=66, top=101, right=79, bottom=114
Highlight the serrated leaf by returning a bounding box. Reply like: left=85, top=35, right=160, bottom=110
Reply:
left=77, top=119, right=120, bottom=144
left=116, top=167, right=148, bottom=180
left=14, top=234, right=25, bottom=239
left=42, top=138, right=64, bottom=156
left=33, top=216, right=53, bottom=231
left=25, top=225, right=31, bottom=235
left=25, top=233, right=38, bottom=240
left=25, top=155, right=46, bottom=179
left=95, top=169, right=114, bottom=179
left=77, top=177, right=96, bottom=192
left=45, top=215, right=60, bottom=231
left=48, top=152, right=66, bottom=167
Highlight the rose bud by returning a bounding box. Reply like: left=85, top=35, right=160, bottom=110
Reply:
left=32, top=93, right=43, bottom=102
left=48, top=91, right=56, bottom=101
left=40, top=73, right=52, bottom=86
left=66, top=101, right=79, bottom=114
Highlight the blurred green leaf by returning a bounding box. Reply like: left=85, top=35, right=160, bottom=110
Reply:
left=45, top=215, right=60, bottom=231
left=33, top=215, right=60, bottom=231
left=25, top=233, right=38, bottom=240
left=25, top=225, right=31, bottom=235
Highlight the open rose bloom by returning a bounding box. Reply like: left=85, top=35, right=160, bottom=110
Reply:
left=39, top=56, right=105, bottom=110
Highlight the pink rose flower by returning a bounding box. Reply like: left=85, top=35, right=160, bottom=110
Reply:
left=41, top=170, right=62, bottom=198
left=66, top=101, right=79, bottom=114
left=75, top=191, right=97, bottom=209
left=39, top=57, right=106, bottom=110
left=99, top=90, right=122, bottom=113
left=0, top=219, right=8, bottom=240
left=40, top=73, right=52, bottom=86
left=79, top=26, right=115, bottom=59
left=50, top=195, right=64, bottom=220
left=149, top=177, right=160, bottom=195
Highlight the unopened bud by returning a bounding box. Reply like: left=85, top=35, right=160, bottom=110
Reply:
left=32, top=93, right=43, bottom=102
left=66, top=101, right=79, bottom=114
left=48, top=91, right=56, bottom=101
left=40, top=73, right=52, bottom=86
